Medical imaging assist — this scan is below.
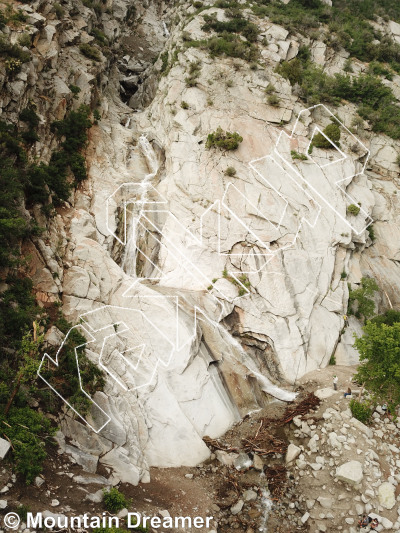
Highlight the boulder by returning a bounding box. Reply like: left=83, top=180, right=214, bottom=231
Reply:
left=317, top=496, right=333, bottom=509
left=73, top=473, right=112, bottom=485
left=335, top=461, right=363, bottom=485
left=286, top=443, right=301, bottom=464
left=231, top=499, right=244, bottom=515
left=99, top=447, right=141, bottom=485
left=64, top=444, right=98, bottom=474
left=243, top=490, right=257, bottom=502
left=84, top=489, right=104, bottom=503
left=0, top=438, right=11, bottom=460
left=377, top=482, right=396, bottom=510
left=215, top=450, right=239, bottom=467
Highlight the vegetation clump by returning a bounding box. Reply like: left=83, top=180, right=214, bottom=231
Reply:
left=348, top=277, right=378, bottom=320
left=291, top=150, right=307, bottom=161
left=224, top=166, right=237, bottom=176
left=79, top=43, right=101, bottom=62
left=103, top=488, right=132, bottom=513
left=312, top=122, right=341, bottom=149
left=349, top=399, right=373, bottom=424
left=206, top=127, right=243, bottom=150
left=354, top=311, right=400, bottom=415
left=347, top=203, right=360, bottom=216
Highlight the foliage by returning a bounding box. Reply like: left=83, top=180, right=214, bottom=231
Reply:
left=369, top=310, right=400, bottom=327
left=312, top=122, right=341, bottom=149
left=91, top=28, right=108, bottom=45
left=224, top=166, right=237, bottom=176
left=251, top=0, right=400, bottom=68
left=347, top=204, right=360, bottom=216
left=17, top=505, right=29, bottom=521
left=184, top=31, right=258, bottom=62
left=185, top=60, right=201, bottom=87
left=348, top=277, right=379, bottom=320
left=181, top=101, right=189, bottom=109
left=79, top=43, right=101, bottom=62
left=349, top=399, right=373, bottom=424
left=160, top=51, right=169, bottom=73
left=367, top=224, right=375, bottom=242
left=0, top=407, right=56, bottom=483
left=69, top=84, right=81, bottom=98
left=291, top=150, right=307, bottom=161
left=354, top=320, right=400, bottom=414
left=18, top=34, right=31, bottom=48
left=19, top=106, right=39, bottom=144
left=267, top=93, right=280, bottom=106
left=202, top=13, right=259, bottom=42
left=0, top=37, right=31, bottom=63
left=277, top=51, right=400, bottom=140
left=206, top=127, right=243, bottom=150
left=103, top=488, right=132, bottom=513
left=329, top=354, right=336, bottom=365
left=40, top=317, right=105, bottom=415
left=53, top=3, right=64, bottom=18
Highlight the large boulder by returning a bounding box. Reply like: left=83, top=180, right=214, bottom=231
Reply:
left=377, top=482, right=396, bottom=510
left=335, top=461, right=363, bottom=485
left=0, top=438, right=11, bottom=460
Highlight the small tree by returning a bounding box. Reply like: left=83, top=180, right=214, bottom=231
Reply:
left=354, top=320, right=400, bottom=414
left=4, top=322, right=42, bottom=416
left=348, top=277, right=378, bottom=320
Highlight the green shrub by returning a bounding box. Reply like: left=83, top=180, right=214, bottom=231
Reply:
left=267, top=93, right=280, bottom=106
left=160, top=51, right=168, bottom=73
left=291, top=150, right=307, bottom=161
left=329, top=354, right=336, bottom=365
left=53, top=3, right=64, bottom=18
left=348, top=277, right=379, bottom=320
left=79, top=43, right=101, bottom=61
left=0, top=37, right=30, bottom=63
left=40, top=317, right=105, bottom=415
left=312, top=122, right=341, bottom=149
left=93, top=109, right=101, bottom=123
left=367, top=224, right=375, bottom=241
left=347, top=204, right=360, bottom=216
left=103, top=488, right=131, bottom=513
left=349, top=399, right=373, bottom=424
left=19, top=107, right=39, bottom=129
left=224, top=166, right=237, bottom=176
left=265, top=83, right=276, bottom=94
left=202, top=14, right=259, bottom=43
left=0, top=407, right=56, bottom=483
left=17, top=505, right=29, bottom=521
left=340, top=270, right=347, bottom=280
left=69, top=84, right=81, bottom=98
left=206, top=127, right=243, bottom=150
left=91, top=28, right=108, bottom=45
left=18, top=34, right=31, bottom=48
left=185, top=59, right=201, bottom=87
left=181, top=101, right=189, bottom=109
left=5, top=58, right=22, bottom=74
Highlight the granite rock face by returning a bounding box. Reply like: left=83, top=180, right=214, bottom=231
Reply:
left=3, top=0, right=400, bottom=484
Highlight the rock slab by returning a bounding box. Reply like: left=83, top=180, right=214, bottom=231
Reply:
left=335, top=460, right=363, bottom=485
